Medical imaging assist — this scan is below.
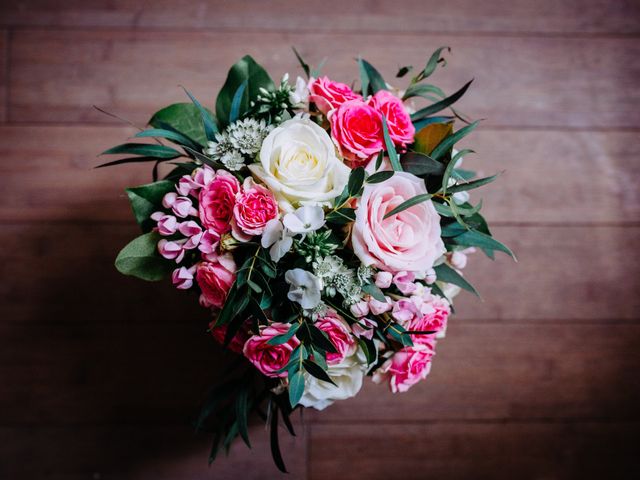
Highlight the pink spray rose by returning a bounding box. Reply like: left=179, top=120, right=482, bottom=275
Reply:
left=198, top=170, right=241, bottom=235
left=370, top=90, right=415, bottom=147
left=243, top=323, right=301, bottom=378
left=209, top=320, right=250, bottom=354
left=372, top=343, right=435, bottom=393
left=352, top=171, right=445, bottom=274
left=232, top=179, right=278, bottom=240
left=329, top=99, right=384, bottom=166
left=392, top=293, right=450, bottom=343
left=315, top=312, right=357, bottom=365
left=196, top=252, right=237, bottom=309
left=308, top=76, right=362, bottom=115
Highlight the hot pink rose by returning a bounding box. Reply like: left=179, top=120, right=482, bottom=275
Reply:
left=196, top=252, right=236, bottom=309
left=372, top=343, right=435, bottom=393
left=209, top=320, right=250, bottom=354
left=243, top=323, right=301, bottom=378
left=315, top=312, right=357, bottom=365
left=309, top=76, right=362, bottom=115
left=370, top=90, right=415, bottom=147
left=198, top=171, right=240, bottom=235
left=352, top=171, right=445, bottom=274
left=232, top=179, right=278, bottom=240
left=392, top=293, right=450, bottom=343
left=329, top=99, right=383, bottom=166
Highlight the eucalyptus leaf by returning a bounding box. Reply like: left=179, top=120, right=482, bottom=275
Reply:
left=292, top=46, right=310, bottom=78
left=348, top=167, right=365, bottom=196
left=382, top=116, right=402, bottom=171
left=383, top=193, right=433, bottom=219
left=401, top=152, right=445, bottom=176
left=288, top=370, right=305, bottom=408
left=135, top=128, right=200, bottom=151
left=362, top=282, right=386, bottom=302
left=181, top=87, right=218, bottom=141
left=430, top=121, right=480, bottom=161
left=447, top=172, right=501, bottom=193
left=358, top=57, right=386, bottom=96
left=402, top=83, right=446, bottom=101
left=411, top=79, right=473, bottom=121
left=417, top=46, right=450, bottom=80
left=302, top=359, right=337, bottom=386
left=100, top=143, right=182, bottom=159
left=366, top=170, right=394, bottom=184
left=433, top=263, right=479, bottom=297
left=449, top=229, right=516, bottom=260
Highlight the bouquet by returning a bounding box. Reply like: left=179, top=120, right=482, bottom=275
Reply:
left=99, top=47, right=514, bottom=471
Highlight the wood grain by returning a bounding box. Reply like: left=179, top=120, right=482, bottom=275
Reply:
left=1, top=321, right=637, bottom=425
left=2, top=224, right=637, bottom=323
left=308, top=422, right=640, bottom=480
left=0, top=126, right=638, bottom=223
left=0, top=0, right=638, bottom=34
left=0, top=30, right=7, bottom=122
left=9, top=30, right=640, bottom=128
left=0, top=424, right=307, bottom=480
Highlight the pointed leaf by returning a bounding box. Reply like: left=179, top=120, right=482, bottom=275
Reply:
left=382, top=116, right=401, bottom=171
left=383, top=193, right=433, bottom=219
left=430, top=121, right=480, bottom=161
left=433, top=263, right=479, bottom=297
left=115, top=232, right=172, bottom=281
left=101, top=143, right=182, bottom=159
left=411, top=79, right=473, bottom=121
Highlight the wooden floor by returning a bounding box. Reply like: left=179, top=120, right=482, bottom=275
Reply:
left=1, top=1, right=639, bottom=479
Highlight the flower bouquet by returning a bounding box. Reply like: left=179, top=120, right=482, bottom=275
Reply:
left=99, top=48, right=514, bottom=471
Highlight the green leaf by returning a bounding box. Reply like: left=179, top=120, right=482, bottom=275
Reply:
left=418, top=46, right=450, bottom=80
left=396, top=65, right=413, bottom=78
left=359, top=338, right=377, bottom=365
left=288, top=370, right=305, bottom=408
left=269, top=402, right=288, bottom=473
left=433, top=202, right=456, bottom=218
left=347, top=166, right=365, bottom=196
left=361, top=282, right=386, bottom=302
left=366, top=170, right=394, bottom=184
left=125, top=180, right=175, bottom=232
left=292, top=46, right=310, bottom=78
left=358, top=58, right=386, bottom=96
left=442, top=149, right=475, bottom=192
left=430, top=121, right=480, bottom=161
left=433, top=263, right=479, bottom=297
left=149, top=103, right=212, bottom=147
left=96, top=156, right=165, bottom=169
left=326, top=208, right=356, bottom=224
left=308, top=324, right=338, bottom=353
left=401, top=152, right=445, bottom=176
left=449, top=229, right=516, bottom=260
left=134, top=128, right=200, bottom=151
left=302, top=359, right=337, bottom=386
left=412, top=116, right=454, bottom=131
left=447, top=172, right=501, bottom=193
left=216, top=55, right=275, bottom=128
left=402, top=83, right=446, bottom=101
left=411, top=79, right=473, bottom=121
left=268, top=323, right=300, bottom=346
left=115, top=232, right=172, bottom=281
left=413, top=123, right=453, bottom=156
left=383, top=193, right=433, bottom=219
left=235, top=387, right=251, bottom=449
left=182, top=87, right=218, bottom=142
left=374, top=150, right=384, bottom=170
left=382, top=116, right=402, bottom=171
left=100, top=143, right=182, bottom=159
left=440, top=221, right=468, bottom=237
left=229, top=80, right=248, bottom=124
left=452, top=168, right=476, bottom=181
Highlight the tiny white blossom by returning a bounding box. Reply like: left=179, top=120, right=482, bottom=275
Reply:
left=261, top=218, right=293, bottom=262
left=285, top=268, right=322, bottom=309
left=220, top=150, right=245, bottom=171
left=282, top=205, right=325, bottom=234
left=289, top=76, right=309, bottom=105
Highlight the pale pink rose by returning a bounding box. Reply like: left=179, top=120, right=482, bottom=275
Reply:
left=196, top=252, right=236, bottom=309
left=232, top=179, right=278, bottom=240
left=329, top=99, right=384, bottom=166
left=370, top=90, right=415, bottom=147
left=308, top=76, right=362, bottom=115
left=243, top=323, right=300, bottom=378
left=315, top=312, right=357, bottom=365
left=373, top=343, right=435, bottom=393
left=350, top=300, right=370, bottom=318
left=393, top=271, right=417, bottom=295
left=171, top=266, right=195, bottom=290
left=209, top=320, right=250, bottom=354
left=352, top=171, right=445, bottom=274
left=198, top=171, right=241, bottom=235
left=392, top=294, right=450, bottom=343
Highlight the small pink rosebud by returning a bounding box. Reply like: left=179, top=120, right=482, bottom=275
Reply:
left=158, top=239, right=186, bottom=263
left=374, top=271, right=393, bottom=289
left=156, top=215, right=178, bottom=236
left=393, top=271, right=417, bottom=295
left=425, top=268, right=437, bottom=285
left=352, top=318, right=376, bottom=340
left=171, top=266, right=195, bottom=290
left=172, top=196, right=197, bottom=218
left=162, top=192, right=178, bottom=209
left=391, top=298, right=416, bottom=323
left=449, top=251, right=468, bottom=270
left=350, top=300, right=370, bottom=318
left=369, top=296, right=392, bottom=315
left=198, top=230, right=220, bottom=254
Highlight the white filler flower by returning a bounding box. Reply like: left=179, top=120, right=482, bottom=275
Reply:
left=284, top=268, right=322, bottom=309
left=282, top=205, right=325, bottom=234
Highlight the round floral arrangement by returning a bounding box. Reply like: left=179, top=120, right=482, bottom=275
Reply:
left=99, top=48, right=514, bottom=471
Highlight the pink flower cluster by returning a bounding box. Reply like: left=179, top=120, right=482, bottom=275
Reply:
left=154, top=165, right=278, bottom=308
left=309, top=76, right=415, bottom=167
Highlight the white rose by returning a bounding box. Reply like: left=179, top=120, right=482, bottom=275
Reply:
left=249, top=117, right=350, bottom=212
left=299, top=347, right=368, bottom=411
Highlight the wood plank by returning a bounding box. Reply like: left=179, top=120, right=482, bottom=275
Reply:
left=0, top=30, right=6, bottom=122
left=0, top=0, right=638, bottom=34
left=1, top=224, right=637, bottom=323
left=0, top=424, right=306, bottom=479
left=0, top=125, right=638, bottom=223
left=9, top=30, right=640, bottom=128
left=309, top=422, right=640, bottom=480
left=1, top=321, right=638, bottom=425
